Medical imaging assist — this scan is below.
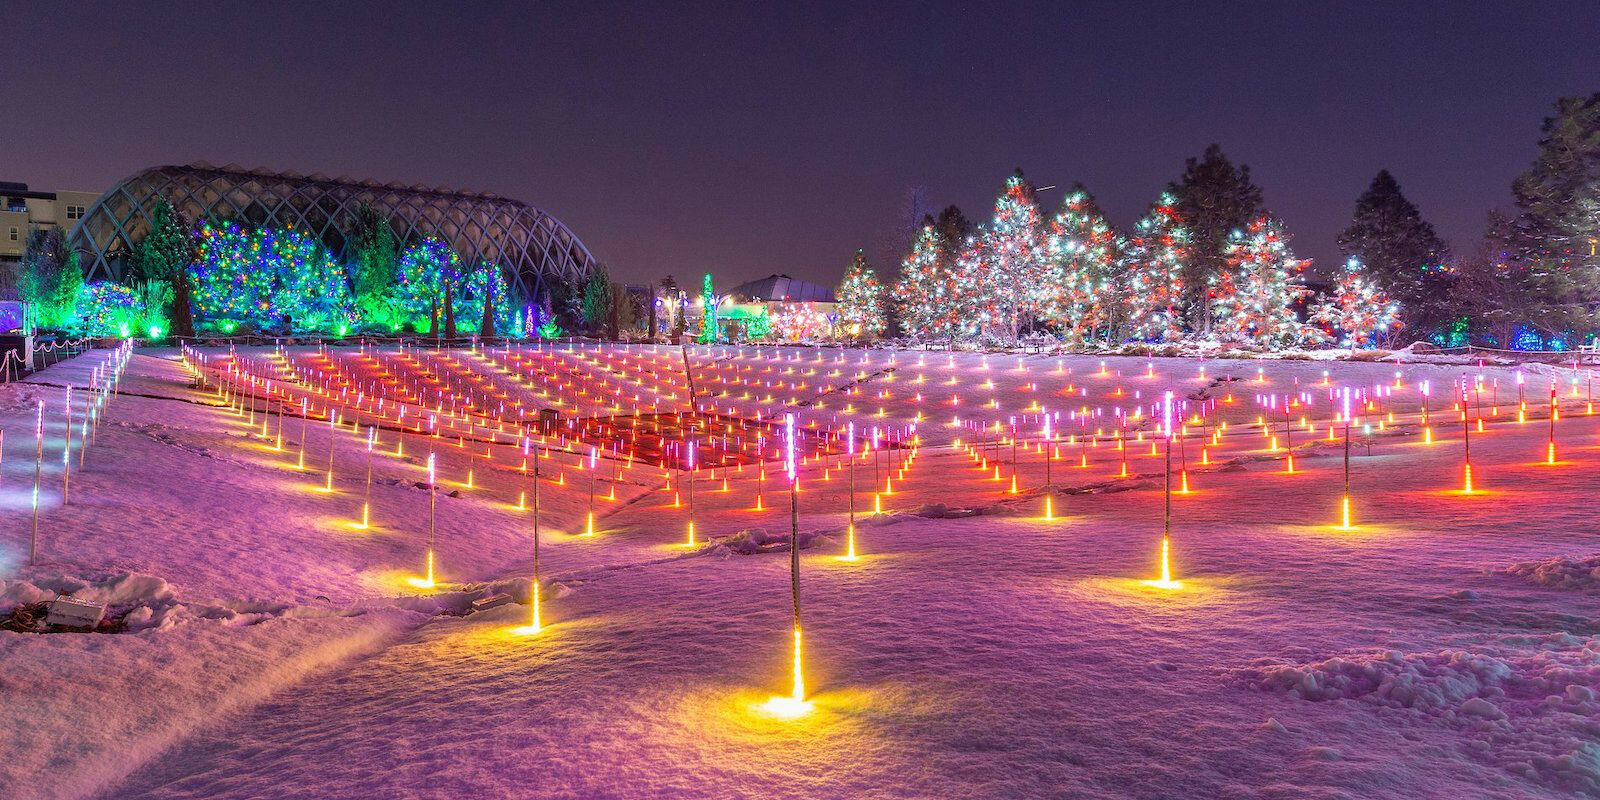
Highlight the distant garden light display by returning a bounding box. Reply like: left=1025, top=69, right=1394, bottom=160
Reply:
left=75, top=282, right=145, bottom=337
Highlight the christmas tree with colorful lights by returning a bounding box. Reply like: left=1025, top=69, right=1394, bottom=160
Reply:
left=1213, top=215, right=1310, bottom=348
left=1309, top=256, right=1401, bottom=348
left=1044, top=184, right=1126, bottom=344
left=836, top=249, right=886, bottom=339
left=1122, top=191, right=1189, bottom=342
left=394, top=236, right=461, bottom=333
left=956, top=172, right=1046, bottom=342
left=894, top=224, right=950, bottom=339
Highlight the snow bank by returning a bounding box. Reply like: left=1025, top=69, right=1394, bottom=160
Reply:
left=1504, top=554, right=1600, bottom=592
left=1238, top=634, right=1600, bottom=792
left=0, top=569, right=427, bottom=800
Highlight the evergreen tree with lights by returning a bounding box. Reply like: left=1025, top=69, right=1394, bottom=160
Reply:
left=1121, top=191, right=1189, bottom=342
left=1502, top=92, right=1600, bottom=340
left=1308, top=256, right=1402, bottom=349
left=1044, top=184, right=1126, bottom=344
left=349, top=202, right=399, bottom=325
left=837, top=248, right=887, bottom=340
left=1213, top=215, right=1310, bottom=348
left=394, top=236, right=460, bottom=334
left=696, top=272, right=717, bottom=343
left=1337, top=170, right=1450, bottom=338
left=953, top=171, right=1046, bottom=342
left=1171, top=144, right=1264, bottom=333
left=131, top=197, right=196, bottom=336
left=273, top=231, right=354, bottom=333
left=893, top=223, right=950, bottom=339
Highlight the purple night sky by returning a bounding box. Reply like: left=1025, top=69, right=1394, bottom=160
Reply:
left=5, top=2, right=1597, bottom=287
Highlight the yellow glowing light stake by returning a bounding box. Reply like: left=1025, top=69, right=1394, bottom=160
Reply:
left=512, top=436, right=545, bottom=635
left=357, top=425, right=375, bottom=528
left=408, top=451, right=438, bottom=588
left=762, top=412, right=812, bottom=716
left=1334, top=388, right=1355, bottom=530
left=1143, top=391, right=1181, bottom=589
left=585, top=446, right=598, bottom=536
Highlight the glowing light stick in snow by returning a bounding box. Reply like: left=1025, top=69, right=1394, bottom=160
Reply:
left=1143, top=391, right=1180, bottom=589
left=762, top=412, right=812, bottom=716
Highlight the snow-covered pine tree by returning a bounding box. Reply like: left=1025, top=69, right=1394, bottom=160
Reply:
left=836, top=249, right=886, bottom=340
left=1309, top=257, right=1402, bottom=348
left=1213, top=216, right=1310, bottom=349
left=1122, top=191, right=1189, bottom=342
left=1044, top=184, right=1125, bottom=345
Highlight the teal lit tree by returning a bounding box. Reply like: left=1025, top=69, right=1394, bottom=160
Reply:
left=132, top=198, right=196, bottom=336
left=697, top=273, right=717, bottom=343
left=836, top=249, right=886, bottom=339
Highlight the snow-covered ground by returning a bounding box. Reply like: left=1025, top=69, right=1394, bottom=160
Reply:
left=4, top=344, right=1600, bottom=798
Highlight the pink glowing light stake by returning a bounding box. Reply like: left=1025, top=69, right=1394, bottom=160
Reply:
left=61, top=387, right=71, bottom=505
left=30, top=400, right=43, bottom=564
left=762, top=411, right=811, bottom=716
left=843, top=421, right=858, bottom=559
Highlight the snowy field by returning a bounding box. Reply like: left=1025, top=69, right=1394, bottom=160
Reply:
left=4, top=343, right=1600, bottom=798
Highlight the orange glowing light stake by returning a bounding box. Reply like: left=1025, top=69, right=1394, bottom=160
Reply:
left=1542, top=385, right=1555, bottom=467
left=684, top=438, right=696, bottom=545
left=1460, top=381, right=1474, bottom=493
left=762, top=412, right=811, bottom=716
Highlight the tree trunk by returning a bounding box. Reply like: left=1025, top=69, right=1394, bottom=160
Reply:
left=443, top=284, right=457, bottom=339
left=171, top=274, right=196, bottom=337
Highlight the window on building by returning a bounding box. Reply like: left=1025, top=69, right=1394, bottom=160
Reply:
left=8, top=227, right=17, bottom=241
left=64, top=205, right=86, bottom=220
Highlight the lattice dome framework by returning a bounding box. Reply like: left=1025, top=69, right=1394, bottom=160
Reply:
left=68, top=163, right=597, bottom=303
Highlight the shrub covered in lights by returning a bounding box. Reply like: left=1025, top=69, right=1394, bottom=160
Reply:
left=76, top=281, right=146, bottom=337
left=189, top=221, right=354, bottom=333
left=390, top=237, right=461, bottom=332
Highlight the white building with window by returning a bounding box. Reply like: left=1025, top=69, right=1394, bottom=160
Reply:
left=0, top=180, right=100, bottom=269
